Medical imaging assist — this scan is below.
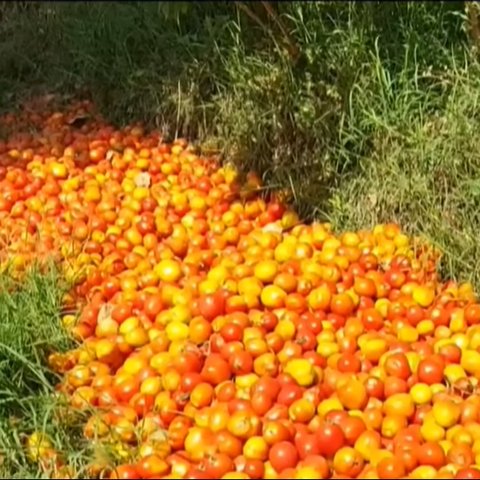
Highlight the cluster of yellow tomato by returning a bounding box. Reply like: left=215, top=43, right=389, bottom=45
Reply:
left=3, top=100, right=480, bottom=479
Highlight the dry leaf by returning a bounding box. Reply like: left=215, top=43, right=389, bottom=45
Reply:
left=135, top=172, right=151, bottom=188
left=98, top=303, right=114, bottom=323
left=262, top=222, right=283, bottom=234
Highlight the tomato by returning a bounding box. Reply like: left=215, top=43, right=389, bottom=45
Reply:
left=333, top=446, right=365, bottom=477
left=109, top=465, right=141, bottom=479
left=455, top=468, right=480, bottom=479
left=250, top=392, right=274, bottom=416
left=242, top=459, right=265, bottom=479
left=198, top=292, right=225, bottom=320
left=143, top=294, right=163, bottom=319
left=376, top=457, right=406, bottom=479
left=384, top=352, right=411, bottom=380
left=417, top=357, right=445, bottom=385
left=216, top=430, right=243, bottom=458
left=339, top=416, right=367, bottom=446
left=201, top=453, right=234, bottom=478
left=136, top=455, right=168, bottom=478
left=416, top=441, right=446, bottom=469
left=465, top=304, right=480, bottom=325
left=268, top=441, right=299, bottom=473
left=186, top=468, right=212, bottom=479
left=295, top=433, right=321, bottom=459
left=112, top=303, right=134, bottom=323
left=228, top=351, right=253, bottom=375
left=361, top=308, right=383, bottom=330
left=316, top=422, right=346, bottom=458
left=263, top=420, right=292, bottom=445
left=114, top=376, right=140, bottom=403
left=364, top=376, right=385, bottom=399
left=337, top=378, right=368, bottom=410
left=201, top=354, right=231, bottom=385
left=337, top=353, right=361, bottom=373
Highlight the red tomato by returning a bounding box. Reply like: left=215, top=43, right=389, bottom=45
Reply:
left=295, top=433, right=321, bottom=459
left=316, top=422, right=346, bottom=458
left=198, top=292, right=225, bottom=320
left=417, top=357, right=445, bottom=385
left=201, top=354, right=231, bottom=385
left=268, top=441, right=299, bottom=473
left=109, top=465, right=141, bottom=479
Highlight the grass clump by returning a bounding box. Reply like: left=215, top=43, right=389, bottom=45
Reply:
left=329, top=51, right=480, bottom=285
left=0, top=265, right=88, bottom=479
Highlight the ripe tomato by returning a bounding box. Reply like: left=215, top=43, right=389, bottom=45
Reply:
left=268, top=441, right=298, bottom=473
left=201, top=453, right=234, bottom=478
left=109, top=465, right=140, bottom=479
left=136, top=455, right=168, bottom=478
left=198, top=292, right=225, bottom=320
left=201, top=354, right=231, bottom=385
left=416, top=441, right=446, bottom=469
left=333, top=446, right=365, bottom=477
left=263, top=420, right=292, bottom=445
left=295, top=433, right=321, bottom=459
left=417, top=357, right=445, bottom=385
left=337, top=353, right=361, bottom=373
left=339, top=416, right=367, bottom=445
left=384, top=352, right=411, bottom=380
left=376, top=456, right=406, bottom=479
left=455, top=468, right=480, bottom=479
left=316, top=422, right=346, bottom=458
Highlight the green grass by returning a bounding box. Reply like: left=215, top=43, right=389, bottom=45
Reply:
left=0, top=266, right=89, bottom=479
left=1, top=2, right=480, bottom=287
left=329, top=51, right=480, bottom=285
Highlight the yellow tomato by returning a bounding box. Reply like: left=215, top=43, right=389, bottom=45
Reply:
left=284, top=358, right=316, bottom=387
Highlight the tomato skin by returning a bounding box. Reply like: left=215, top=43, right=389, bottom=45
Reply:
left=173, top=352, right=203, bottom=375
left=361, top=308, right=383, bottom=330
left=252, top=376, right=281, bottom=400
left=364, top=376, right=385, bottom=399
left=143, top=294, right=163, bottom=319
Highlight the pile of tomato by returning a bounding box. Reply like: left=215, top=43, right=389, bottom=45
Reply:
left=3, top=100, right=480, bottom=479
